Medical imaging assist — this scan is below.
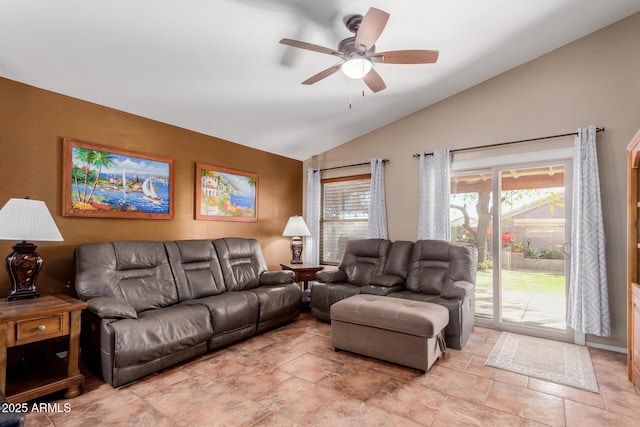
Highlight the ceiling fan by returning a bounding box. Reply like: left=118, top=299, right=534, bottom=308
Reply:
left=279, top=7, right=439, bottom=93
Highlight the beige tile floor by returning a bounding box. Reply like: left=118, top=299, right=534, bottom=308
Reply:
left=22, top=313, right=640, bottom=426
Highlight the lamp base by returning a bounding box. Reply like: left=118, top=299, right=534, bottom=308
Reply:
left=7, top=289, right=40, bottom=301
left=6, top=241, right=42, bottom=301
left=290, top=237, right=304, bottom=264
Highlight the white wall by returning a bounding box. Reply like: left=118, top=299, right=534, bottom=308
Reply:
left=304, top=12, right=640, bottom=349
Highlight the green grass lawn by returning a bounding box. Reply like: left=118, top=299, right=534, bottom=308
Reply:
left=476, top=269, right=565, bottom=296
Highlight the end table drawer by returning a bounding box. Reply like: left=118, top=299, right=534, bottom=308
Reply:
left=297, top=271, right=317, bottom=281
left=15, top=313, right=68, bottom=344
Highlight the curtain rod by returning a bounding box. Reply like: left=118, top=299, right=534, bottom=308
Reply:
left=412, top=127, right=605, bottom=158
left=315, top=159, right=389, bottom=172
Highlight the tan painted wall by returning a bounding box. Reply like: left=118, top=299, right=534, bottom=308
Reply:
left=304, top=13, right=640, bottom=349
left=0, top=78, right=303, bottom=297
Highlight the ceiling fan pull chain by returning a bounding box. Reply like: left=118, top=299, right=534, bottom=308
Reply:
left=349, top=78, right=352, bottom=109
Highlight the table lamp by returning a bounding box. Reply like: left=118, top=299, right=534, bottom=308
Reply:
left=0, top=197, right=64, bottom=301
left=282, top=215, right=311, bottom=264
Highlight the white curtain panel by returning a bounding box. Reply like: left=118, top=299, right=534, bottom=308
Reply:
left=368, top=158, right=388, bottom=239
left=417, top=148, right=451, bottom=240
left=305, top=168, right=321, bottom=265
left=568, top=125, right=611, bottom=336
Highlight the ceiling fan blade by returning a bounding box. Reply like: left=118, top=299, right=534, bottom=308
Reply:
left=279, top=38, right=345, bottom=58
left=363, top=68, right=386, bottom=93
left=354, top=8, right=389, bottom=52
left=372, top=50, right=440, bottom=64
left=302, top=63, right=343, bottom=85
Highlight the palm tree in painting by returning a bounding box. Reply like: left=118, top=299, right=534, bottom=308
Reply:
left=247, top=177, right=256, bottom=209
left=71, top=165, right=85, bottom=202
left=74, top=147, right=94, bottom=203
left=86, top=150, right=116, bottom=203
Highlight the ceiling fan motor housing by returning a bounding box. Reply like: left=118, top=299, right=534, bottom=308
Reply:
left=338, top=37, right=375, bottom=59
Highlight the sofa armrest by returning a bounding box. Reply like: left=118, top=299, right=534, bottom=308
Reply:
left=86, top=297, right=138, bottom=319
left=260, top=270, right=295, bottom=285
left=441, top=280, right=475, bottom=299
left=316, top=269, right=347, bottom=283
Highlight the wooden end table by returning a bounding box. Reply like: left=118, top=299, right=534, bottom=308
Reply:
left=280, top=263, right=323, bottom=292
left=280, top=263, right=323, bottom=311
left=0, top=294, right=87, bottom=403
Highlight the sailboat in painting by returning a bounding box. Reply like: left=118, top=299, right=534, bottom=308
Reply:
left=142, top=177, right=162, bottom=203
left=122, top=170, right=128, bottom=196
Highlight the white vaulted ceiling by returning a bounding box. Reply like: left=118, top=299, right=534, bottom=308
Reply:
left=1, top=1, right=639, bottom=160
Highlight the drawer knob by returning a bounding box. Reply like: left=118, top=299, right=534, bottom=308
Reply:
left=37, top=325, right=46, bottom=331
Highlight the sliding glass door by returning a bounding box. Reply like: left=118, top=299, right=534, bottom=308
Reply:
left=451, top=170, right=495, bottom=320
left=451, top=159, right=573, bottom=341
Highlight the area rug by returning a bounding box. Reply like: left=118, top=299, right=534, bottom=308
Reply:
left=485, top=332, right=598, bottom=393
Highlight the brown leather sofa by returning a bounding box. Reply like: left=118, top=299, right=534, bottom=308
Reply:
left=310, top=239, right=477, bottom=350
left=75, top=238, right=301, bottom=387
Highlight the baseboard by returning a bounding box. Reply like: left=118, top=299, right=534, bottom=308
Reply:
left=586, top=341, right=627, bottom=354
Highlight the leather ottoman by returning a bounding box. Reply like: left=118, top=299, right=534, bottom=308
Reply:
left=330, top=294, right=449, bottom=372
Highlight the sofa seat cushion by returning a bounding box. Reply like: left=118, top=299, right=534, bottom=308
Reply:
left=111, top=304, right=213, bottom=368
left=182, top=291, right=259, bottom=334
left=249, top=283, right=302, bottom=322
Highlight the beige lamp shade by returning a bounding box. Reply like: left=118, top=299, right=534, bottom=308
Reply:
left=282, top=215, right=311, bottom=237
left=0, top=198, right=63, bottom=242
left=0, top=197, right=64, bottom=301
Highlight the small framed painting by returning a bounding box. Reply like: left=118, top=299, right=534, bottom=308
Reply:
left=62, top=138, right=174, bottom=219
left=195, top=163, right=258, bottom=222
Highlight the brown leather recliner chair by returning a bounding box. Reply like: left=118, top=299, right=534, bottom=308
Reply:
left=310, top=238, right=477, bottom=350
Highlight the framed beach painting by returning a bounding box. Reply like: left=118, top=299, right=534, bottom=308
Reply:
left=62, top=138, right=174, bottom=219
left=195, top=163, right=258, bottom=222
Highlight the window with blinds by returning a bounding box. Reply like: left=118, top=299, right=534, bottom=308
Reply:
left=320, top=174, right=371, bottom=265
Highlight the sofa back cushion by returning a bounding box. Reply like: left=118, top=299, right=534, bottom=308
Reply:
left=449, top=242, right=478, bottom=284
left=75, top=241, right=179, bottom=312
left=405, top=240, right=477, bottom=295
left=384, top=240, right=414, bottom=279
left=213, top=238, right=267, bottom=291
left=339, top=239, right=392, bottom=286
left=165, top=240, right=227, bottom=301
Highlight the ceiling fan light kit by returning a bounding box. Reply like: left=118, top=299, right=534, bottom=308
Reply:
left=341, top=57, right=372, bottom=79
left=280, top=7, right=439, bottom=93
